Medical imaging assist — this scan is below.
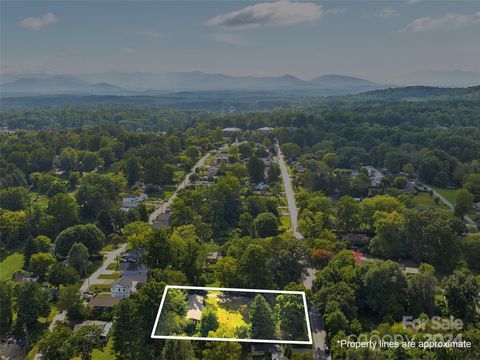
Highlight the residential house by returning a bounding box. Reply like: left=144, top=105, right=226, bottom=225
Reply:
left=404, top=267, right=420, bottom=276
left=206, top=252, right=222, bottom=265
left=361, top=166, right=385, bottom=187
left=151, top=211, right=172, bottom=228
left=186, top=294, right=205, bottom=322
left=257, top=126, right=274, bottom=133
left=222, top=127, right=242, bottom=137
left=119, top=262, right=149, bottom=276
left=121, top=193, right=148, bottom=209
left=12, top=270, right=39, bottom=282
left=87, top=297, right=121, bottom=312
left=120, top=248, right=144, bottom=263
left=111, top=275, right=147, bottom=298
left=74, top=320, right=113, bottom=342
left=341, top=233, right=371, bottom=247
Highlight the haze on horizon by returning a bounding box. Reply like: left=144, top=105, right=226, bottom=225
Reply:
left=1, top=0, right=480, bottom=84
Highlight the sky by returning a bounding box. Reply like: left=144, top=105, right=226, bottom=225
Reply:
left=1, top=0, right=480, bottom=82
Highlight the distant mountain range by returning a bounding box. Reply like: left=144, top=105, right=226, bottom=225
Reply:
left=2, top=70, right=479, bottom=97
left=1, top=72, right=381, bottom=96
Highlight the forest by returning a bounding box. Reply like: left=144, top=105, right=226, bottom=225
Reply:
left=0, top=86, right=479, bottom=360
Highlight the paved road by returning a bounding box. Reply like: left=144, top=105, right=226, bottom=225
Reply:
left=275, top=141, right=303, bottom=240
left=422, top=184, right=478, bottom=230
left=275, top=141, right=328, bottom=359
left=148, top=151, right=213, bottom=224
left=47, top=243, right=127, bottom=333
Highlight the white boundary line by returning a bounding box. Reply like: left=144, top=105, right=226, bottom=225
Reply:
left=151, top=285, right=313, bottom=345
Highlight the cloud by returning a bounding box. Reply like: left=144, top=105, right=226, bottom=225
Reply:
left=325, top=8, right=346, bottom=16
left=407, top=0, right=421, bottom=5
left=212, top=33, right=246, bottom=45
left=403, top=11, right=480, bottom=32
left=20, top=12, right=58, bottom=30
left=121, top=48, right=136, bottom=54
left=206, top=0, right=322, bottom=30
left=375, top=7, right=399, bottom=18
left=139, top=29, right=162, bottom=38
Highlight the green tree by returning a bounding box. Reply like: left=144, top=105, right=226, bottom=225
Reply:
left=253, top=212, right=278, bottom=237
left=58, top=285, right=84, bottom=321
left=14, top=281, right=50, bottom=330
left=37, top=326, right=74, bottom=360
left=249, top=294, right=275, bottom=339
left=442, top=270, right=480, bottom=324
left=202, top=342, right=242, bottom=360
left=29, top=252, right=57, bottom=278
left=113, top=298, right=143, bottom=360
left=55, top=224, right=104, bottom=256
left=125, top=156, right=142, bottom=186
left=454, top=189, right=474, bottom=217
left=68, top=242, right=90, bottom=275
left=161, top=339, right=195, bottom=360
left=214, top=256, right=240, bottom=287
left=275, top=294, right=307, bottom=340
left=0, top=282, right=13, bottom=334
left=0, top=187, right=30, bottom=211
left=198, top=306, right=219, bottom=337
left=122, top=221, right=153, bottom=249
left=370, top=211, right=406, bottom=258
left=357, top=260, right=408, bottom=320
left=238, top=212, right=254, bottom=236
left=336, top=196, right=360, bottom=233
left=324, top=309, right=348, bottom=339
left=239, top=244, right=272, bottom=288
left=47, top=263, right=80, bottom=288
left=463, top=234, right=480, bottom=271
left=407, top=263, right=437, bottom=316
left=46, top=193, right=79, bottom=234
left=247, top=155, right=265, bottom=184
left=0, top=210, right=29, bottom=248
left=69, top=325, right=104, bottom=360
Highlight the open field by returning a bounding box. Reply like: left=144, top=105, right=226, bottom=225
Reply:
left=431, top=186, right=458, bottom=205
left=0, top=251, right=24, bottom=281
left=412, top=192, right=452, bottom=215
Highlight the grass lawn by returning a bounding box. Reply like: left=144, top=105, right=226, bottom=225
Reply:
left=279, top=214, right=291, bottom=231
left=98, top=272, right=121, bottom=280
left=412, top=192, right=452, bottom=215
left=0, top=252, right=24, bottom=281
left=205, top=293, right=247, bottom=337
left=92, top=338, right=115, bottom=360
left=107, top=262, right=118, bottom=271
left=431, top=186, right=458, bottom=205
left=90, top=283, right=112, bottom=292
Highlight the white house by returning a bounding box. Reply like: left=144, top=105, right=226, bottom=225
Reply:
left=121, top=193, right=148, bottom=209
left=111, top=275, right=147, bottom=298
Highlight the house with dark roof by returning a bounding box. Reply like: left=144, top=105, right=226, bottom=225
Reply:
left=151, top=212, right=172, bottom=228
left=88, top=297, right=121, bottom=311
left=119, top=262, right=149, bottom=276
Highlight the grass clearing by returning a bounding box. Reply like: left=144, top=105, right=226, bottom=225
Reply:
left=92, top=337, right=115, bottom=360
left=412, top=192, right=451, bottom=214
left=98, top=272, right=121, bottom=280
left=0, top=252, right=24, bottom=281
left=431, top=186, right=458, bottom=205
left=205, top=293, right=248, bottom=337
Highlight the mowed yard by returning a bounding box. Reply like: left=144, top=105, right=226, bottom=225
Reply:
left=204, top=292, right=248, bottom=337
left=431, top=186, right=458, bottom=205
left=412, top=192, right=453, bottom=216
left=0, top=251, right=24, bottom=281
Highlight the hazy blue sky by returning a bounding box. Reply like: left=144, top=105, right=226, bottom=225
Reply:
left=1, top=1, right=479, bottom=82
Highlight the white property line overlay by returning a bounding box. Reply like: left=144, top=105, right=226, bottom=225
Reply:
left=151, top=285, right=313, bottom=345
